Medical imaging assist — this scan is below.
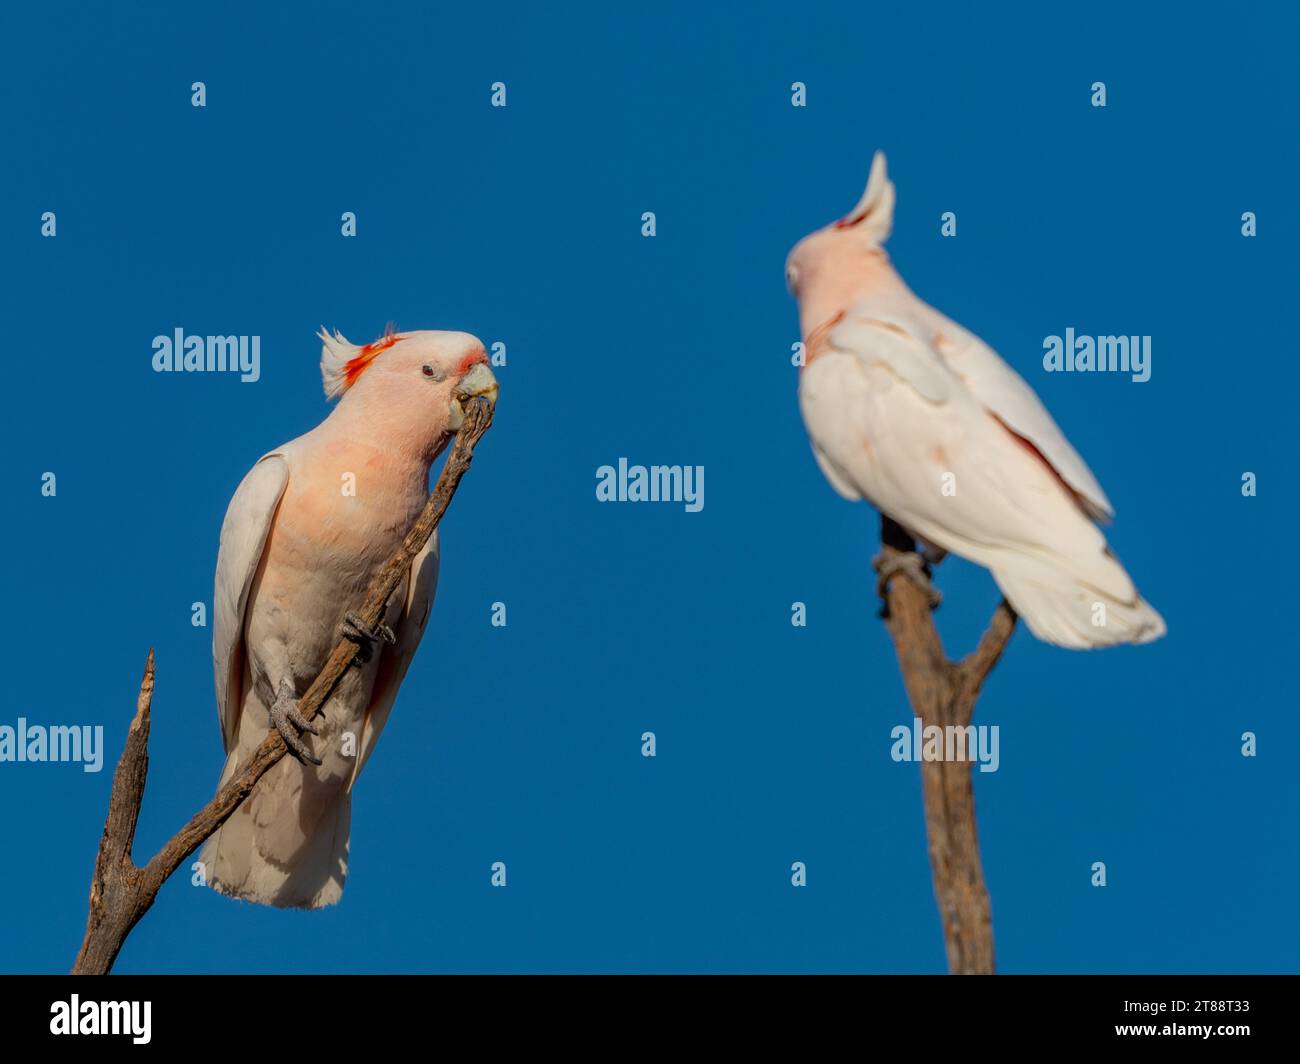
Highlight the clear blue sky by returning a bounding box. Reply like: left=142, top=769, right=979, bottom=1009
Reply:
left=2, top=2, right=1296, bottom=973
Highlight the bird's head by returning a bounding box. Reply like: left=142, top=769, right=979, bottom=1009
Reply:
left=785, top=150, right=896, bottom=303
left=318, top=325, right=499, bottom=454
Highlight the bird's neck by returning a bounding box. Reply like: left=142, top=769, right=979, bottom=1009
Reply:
left=800, top=251, right=904, bottom=364
left=323, top=394, right=451, bottom=478
left=801, top=251, right=898, bottom=337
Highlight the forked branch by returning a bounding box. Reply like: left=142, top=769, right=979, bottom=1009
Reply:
left=874, top=515, right=1016, bottom=974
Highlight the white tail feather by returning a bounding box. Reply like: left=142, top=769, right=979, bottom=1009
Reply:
left=200, top=720, right=352, bottom=909
left=992, top=568, right=1166, bottom=649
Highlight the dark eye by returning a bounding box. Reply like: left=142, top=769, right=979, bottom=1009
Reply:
left=421, top=364, right=443, bottom=380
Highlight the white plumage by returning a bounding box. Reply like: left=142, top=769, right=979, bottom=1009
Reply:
left=789, top=153, right=1164, bottom=648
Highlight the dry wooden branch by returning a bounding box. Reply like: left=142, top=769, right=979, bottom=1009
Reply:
left=72, top=397, right=495, bottom=975
left=875, top=515, right=1016, bottom=975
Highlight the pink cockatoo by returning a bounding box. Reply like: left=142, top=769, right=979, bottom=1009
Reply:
left=199, top=326, right=498, bottom=908
left=787, top=153, right=1164, bottom=648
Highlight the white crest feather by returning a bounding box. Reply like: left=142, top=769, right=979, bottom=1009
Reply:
left=318, top=327, right=360, bottom=400
left=840, top=150, right=895, bottom=244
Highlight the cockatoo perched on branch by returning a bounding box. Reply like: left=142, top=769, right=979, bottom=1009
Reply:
left=199, top=326, right=498, bottom=908
left=788, top=153, right=1164, bottom=648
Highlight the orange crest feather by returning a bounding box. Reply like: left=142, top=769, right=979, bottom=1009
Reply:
left=343, top=323, right=402, bottom=389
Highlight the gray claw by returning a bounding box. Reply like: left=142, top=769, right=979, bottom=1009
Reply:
left=269, top=681, right=322, bottom=765
left=872, top=551, right=943, bottom=609
left=342, top=611, right=396, bottom=663
left=285, top=702, right=321, bottom=736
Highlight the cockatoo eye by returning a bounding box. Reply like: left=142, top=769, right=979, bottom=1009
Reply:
left=785, top=264, right=799, bottom=293
left=421, top=364, right=446, bottom=382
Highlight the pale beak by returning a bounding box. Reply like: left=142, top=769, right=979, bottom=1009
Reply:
left=458, top=362, right=499, bottom=406
left=448, top=362, right=499, bottom=431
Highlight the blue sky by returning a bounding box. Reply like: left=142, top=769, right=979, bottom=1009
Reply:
left=1, top=2, right=1296, bottom=973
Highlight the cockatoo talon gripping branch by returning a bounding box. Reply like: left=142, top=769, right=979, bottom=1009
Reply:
left=874, top=550, right=942, bottom=610
left=73, top=327, right=497, bottom=974
left=788, top=153, right=1164, bottom=973
left=341, top=611, right=398, bottom=667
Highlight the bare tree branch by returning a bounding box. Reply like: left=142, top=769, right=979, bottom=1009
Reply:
left=954, top=600, right=1017, bottom=722
left=72, top=397, right=495, bottom=975
left=874, top=515, right=1016, bottom=975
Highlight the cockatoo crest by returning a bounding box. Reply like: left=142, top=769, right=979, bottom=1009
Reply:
left=318, top=323, right=403, bottom=399
left=835, top=150, right=895, bottom=244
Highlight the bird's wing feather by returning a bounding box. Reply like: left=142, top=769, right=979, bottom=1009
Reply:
left=802, top=316, right=1133, bottom=601
left=926, top=310, right=1113, bottom=519
left=828, top=310, right=955, bottom=403
left=348, top=530, right=440, bottom=790
left=828, top=297, right=1113, bottom=519
left=212, top=454, right=289, bottom=752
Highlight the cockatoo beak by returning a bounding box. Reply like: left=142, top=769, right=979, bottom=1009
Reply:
left=449, top=362, right=499, bottom=431
left=458, top=362, right=499, bottom=405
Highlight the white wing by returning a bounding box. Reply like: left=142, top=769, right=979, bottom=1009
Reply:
left=800, top=312, right=1162, bottom=646
left=348, top=530, right=440, bottom=789
left=213, top=454, right=289, bottom=750
left=923, top=305, right=1113, bottom=519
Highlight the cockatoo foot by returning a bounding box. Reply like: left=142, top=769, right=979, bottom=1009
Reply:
left=873, top=551, right=943, bottom=609
left=268, top=679, right=322, bottom=765
left=342, top=612, right=397, bottom=664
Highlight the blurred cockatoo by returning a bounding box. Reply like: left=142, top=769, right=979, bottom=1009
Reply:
left=199, top=326, right=498, bottom=908
left=787, top=153, right=1164, bottom=648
